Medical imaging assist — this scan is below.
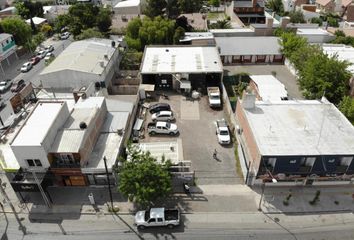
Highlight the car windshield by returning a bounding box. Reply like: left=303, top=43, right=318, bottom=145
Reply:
left=211, top=96, right=219, bottom=100
left=220, top=130, right=229, bottom=135
left=165, top=123, right=171, bottom=128
left=0, top=82, right=6, bottom=86
left=144, top=210, right=150, bottom=221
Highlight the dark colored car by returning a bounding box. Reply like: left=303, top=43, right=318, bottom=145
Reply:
left=11, top=79, right=26, bottom=93
left=149, top=103, right=171, bottom=114
left=30, top=56, right=41, bottom=65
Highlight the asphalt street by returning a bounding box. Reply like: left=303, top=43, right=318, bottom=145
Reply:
left=2, top=38, right=72, bottom=102
left=1, top=212, right=354, bottom=240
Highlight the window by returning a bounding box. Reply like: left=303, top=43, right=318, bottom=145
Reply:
left=340, top=156, right=353, bottom=166
left=26, top=159, right=42, bottom=167
left=60, top=154, right=74, bottom=163
left=148, top=218, right=156, bottom=223
left=27, top=159, right=35, bottom=167
left=157, top=218, right=163, bottom=222
left=34, top=159, right=42, bottom=167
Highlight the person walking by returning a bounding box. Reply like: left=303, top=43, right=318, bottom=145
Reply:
left=213, top=149, right=218, bottom=160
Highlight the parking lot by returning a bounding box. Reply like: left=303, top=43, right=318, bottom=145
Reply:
left=141, top=93, right=242, bottom=185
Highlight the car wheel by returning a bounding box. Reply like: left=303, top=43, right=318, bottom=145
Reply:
left=167, top=224, right=174, bottom=229
left=169, top=132, right=175, bottom=136
left=138, top=225, right=145, bottom=230
left=150, top=131, right=156, bottom=135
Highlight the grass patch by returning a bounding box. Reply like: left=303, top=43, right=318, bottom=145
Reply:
left=207, top=12, right=226, bottom=20
left=234, top=138, right=244, bottom=181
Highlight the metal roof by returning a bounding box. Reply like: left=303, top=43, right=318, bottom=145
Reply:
left=0, top=33, right=12, bottom=42
left=40, top=39, right=116, bottom=76
left=250, top=75, right=288, bottom=101
left=141, top=46, right=223, bottom=74
left=215, top=37, right=281, bottom=55
left=114, top=0, right=140, bottom=8
left=242, top=100, right=354, bottom=156
left=11, top=102, right=66, bottom=146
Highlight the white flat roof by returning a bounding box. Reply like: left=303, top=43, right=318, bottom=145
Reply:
left=322, top=44, right=354, bottom=74
left=40, top=39, right=116, bottom=76
left=141, top=46, right=223, bottom=74
left=215, top=37, right=281, bottom=55
left=11, top=102, right=65, bottom=146
left=242, top=100, right=354, bottom=156
left=297, top=28, right=333, bottom=36
left=180, top=32, right=214, bottom=42
left=26, top=17, right=47, bottom=25
left=114, top=0, right=140, bottom=8
left=250, top=75, right=288, bottom=101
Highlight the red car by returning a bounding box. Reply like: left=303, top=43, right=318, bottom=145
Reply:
left=30, top=56, right=41, bottom=65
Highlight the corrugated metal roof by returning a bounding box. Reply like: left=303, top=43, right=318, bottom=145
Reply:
left=51, top=129, right=85, bottom=152
left=40, top=39, right=116, bottom=75
left=215, top=37, right=281, bottom=55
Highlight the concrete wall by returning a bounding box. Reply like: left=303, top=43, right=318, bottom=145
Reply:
left=0, top=102, right=14, bottom=126
left=11, top=145, right=50, bottom=170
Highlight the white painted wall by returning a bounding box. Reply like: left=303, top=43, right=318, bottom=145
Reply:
left=0, top=102, right=14, bottom=127
left=11, top=145, right=50, bottom=170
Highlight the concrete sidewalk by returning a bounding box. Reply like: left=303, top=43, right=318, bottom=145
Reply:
left=258, top=185, right=354, bottom=214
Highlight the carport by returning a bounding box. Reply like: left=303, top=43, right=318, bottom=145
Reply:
left=140, top=46, right=223, bottom=93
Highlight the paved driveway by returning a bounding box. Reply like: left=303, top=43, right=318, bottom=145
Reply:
left=142, top=94, right=241, bottom=185
left=224, top=65, right=303, bottom=100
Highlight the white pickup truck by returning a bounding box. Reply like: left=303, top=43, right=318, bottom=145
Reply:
left=135, top=208, right=180, bottom=229
left=207, top=87, right=221, bottom=108
left=147, top=121, right=179, bottom=135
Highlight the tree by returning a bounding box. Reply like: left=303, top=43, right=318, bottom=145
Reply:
left=54, top=14, right=71, bottom=33
left=15, top=1, right=43, bottom=19
left=173, top=26, right=185, bottom=44
left=0, top=17, right=32, bottom=46
left=176, top=15, right=192, bottom=31
left=144, top=0, right=167, bottom=18
left=96, top=8, right=112, bottom=33
left=339, top=96, right=354, bottom=124
left=40, top=24, right=53, bottom=37
left=178, top=0, right=202, bottom=13
left=310, top=17, right=323, bottom=26
left=120, top=49, right=143, bottom=70
left=15, top=2, right=30, bottom=19
left=118, top=145, right=172, bottom=207
left=75, top=28, right=104, bottom=40
left=299, top=53, right=350, bottom=104
left=265, top=0, right=284, bottom=16
left=327, top=17, right=339, bottom=27
left=209, top=19, right=232, bottom=29
left=289, top=10, right=305, bottom=23
left=279, top=32, right=307, bottom=59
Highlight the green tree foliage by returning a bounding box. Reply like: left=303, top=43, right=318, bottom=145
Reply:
left=40, top=23, right=53, bottom=37
left=96, top=8, right=112, bottom=33
left=125, top=16, right=175, bottom=51
left=120, top=49, right=143, bottom=70
left=339, top=96, right=354, bottom=124
left=76, top=28, right=104, bottom=40
left=178, top=0, right=203, bottom=13
left=118, top=145, right=172, bottom=207
left=0, top=17, right=32, bottom=46
left=279, top=32, right=351, bottom=105
left=265, top=0, right=284, bottom=16
left=209, top=19, right=232, bottom=29
left=310, top=17, right=323, bottom=26
left=15, top=1, right=43, bottom=19
left=327, top=17, right=339, bottom=27
left=54, top=4, right=112, bottom=37
left=289, top=10, right=305, bottom=23
left=144, top=0, right=167, bottom=17
left=173, top=26, right=185, bottom=44
left=209, top=0, right=220, bottom=7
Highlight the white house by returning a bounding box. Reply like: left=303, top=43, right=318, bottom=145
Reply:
left=114, top=0, right=145, bottom=14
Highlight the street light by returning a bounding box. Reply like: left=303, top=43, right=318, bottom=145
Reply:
left=258, top=171, right=277, bottom=212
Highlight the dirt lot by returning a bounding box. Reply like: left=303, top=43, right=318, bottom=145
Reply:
left=141, top=93, right=242, bottom=185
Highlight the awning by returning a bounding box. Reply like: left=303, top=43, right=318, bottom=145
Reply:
left=180, top=80, right=191, bottom=89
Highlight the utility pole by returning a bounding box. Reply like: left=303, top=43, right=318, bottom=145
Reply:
left=103, top=156, right=114, bottom=209
left=0, top=178, right=27, bottom=235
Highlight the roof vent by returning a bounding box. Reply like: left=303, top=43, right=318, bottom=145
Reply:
left=79, top=122, right=87, bottom=130
left=165, top=49, right=169, bottom=52
left=111, top=41, right=116, bottom=48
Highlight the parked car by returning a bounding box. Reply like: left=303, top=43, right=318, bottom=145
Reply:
left=0, top=79, right=12, bottom=92
left=149, top=103, right=171, bottom=114
left=37, top=50, right=47, bottom=59
left=148, top=121, right=179, bottom=135
left=11, top=79, right=26, bottom=93
left=44, top=52, right=55, bottom=62
left=215, top=119, right=231, bottom=145
left=207, top=87, right=221, bottom=108
left=135, top=208, right=180, bottom=230
left=151, top=111, right=175, bottom=122
left=60, top=32, right=70, bottom=40
left=20, top=62, right=32, bottom=72
left=30, top=56, right=41, bottom=65
left=45, top=45, right=54, bottom=52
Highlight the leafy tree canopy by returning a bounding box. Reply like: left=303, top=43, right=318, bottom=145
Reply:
left=265, top=0, right=284, bottom=16
left=15, top=1, right=43, bottom=19
left=0, top=17, right=32, bottom=46
left=118, top=145, right=172, bottom=207
left=209, top=19, right=232, bottom=29
left=339, top=96, right=354, bottom=124
left=289, top=10, right=305, bottom=23
left=76, top=28, right=104, bottom=40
